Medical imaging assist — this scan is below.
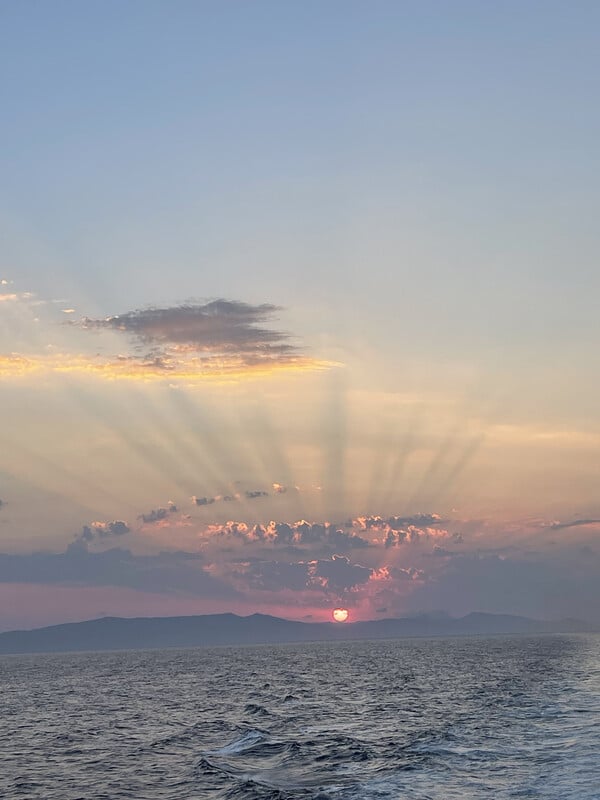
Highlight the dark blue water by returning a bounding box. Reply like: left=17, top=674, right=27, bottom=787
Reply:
left=1, top=635, right=599, bottom=799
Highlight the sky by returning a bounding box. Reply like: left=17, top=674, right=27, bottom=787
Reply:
left=1, top=1, right=600, bottom=631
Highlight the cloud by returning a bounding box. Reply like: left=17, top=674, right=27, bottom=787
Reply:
left=382, top=526, right=450, bottom=547
left=76, top=520, right=130, bottom=545
left=94, top=520, right=129, bottom=536
left=0, top=290, right=44, bottom=307
left=403, top=549, right=600, bottom=621
left=204, top=519, right=370, bottom=552
left=369, top=565, right=424, bottom=582
left=0, top=291, right=36, bottom=303
left=549, top=519, right=600, bottom=531
left=0, top=543, right=380, bottom=603
left=190, top=487, right=297, bottom=506
left=79, top=300, right=286, bottom=348
left=179, top=509, right=460, bottom=609
left=6, top=503, right=600, bottom=622
left=237, top=560, right=311, bottom=592
left=430, top=545, right=457, bottom=557
left=309, top=555, right=372, bottom=592
left=350, top=515, right=450, bottom=549
left=74, top=300, right=329, bottom=379
left=193, top=496, right=216, bottom=507
left=2, top=507, right=600, bottom=623
left=356, top=514, right=443, bottom=529
left=192, top=494, right=281, bottom=507
left=0, top=547, right=235, bottom=598
left=2, top=352, right=321, bottom=382
left=229, top=554, right=373, bottom=594
left=192, top=491, right=279, bottom=506
left=139, top=505, right=177, bottom=524
left=1, top=298, right=331, bottom=382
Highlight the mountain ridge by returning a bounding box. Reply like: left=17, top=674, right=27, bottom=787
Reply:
left=0, top=611, right=595, bottom=655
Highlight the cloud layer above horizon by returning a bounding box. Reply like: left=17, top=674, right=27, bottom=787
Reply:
left=2, top=496, right=600, bottom=631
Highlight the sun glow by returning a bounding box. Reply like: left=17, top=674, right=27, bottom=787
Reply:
left=332, top=607, right=349, bottom=622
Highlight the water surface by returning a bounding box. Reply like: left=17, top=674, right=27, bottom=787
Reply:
left=1, top=635, right=599, bottom=798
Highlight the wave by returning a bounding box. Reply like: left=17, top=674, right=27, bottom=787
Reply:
left=3, top=636, right=599, bottom=800
left=209, top=729, right=266, bottom=756
left=244, top=702, right=271, bottom=717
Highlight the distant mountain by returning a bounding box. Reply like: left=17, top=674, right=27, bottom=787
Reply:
left=0, top=611, right=594, bottom=655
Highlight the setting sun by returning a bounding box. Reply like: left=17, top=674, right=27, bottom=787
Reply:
left=332, top=608, right=349, bottom=622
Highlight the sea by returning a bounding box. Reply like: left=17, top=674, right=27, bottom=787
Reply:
left=1, top=635, right=599, bottom=799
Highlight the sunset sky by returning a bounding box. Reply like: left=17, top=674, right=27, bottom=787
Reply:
left=2, top=1, right=600, bottom=630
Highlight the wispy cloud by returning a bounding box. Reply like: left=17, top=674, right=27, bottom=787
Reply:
left=74, top=300, right=329, bottom=380
left=0, top=298, right=331, bottom=382
left=80, top=300, right=289, bottom=350
left=549, top=518, right=600, bottom=531
left=0, top=289, right=43, bottom=305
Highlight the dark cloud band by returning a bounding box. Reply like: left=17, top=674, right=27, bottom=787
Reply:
left=78, top=300, right=307, bottom=369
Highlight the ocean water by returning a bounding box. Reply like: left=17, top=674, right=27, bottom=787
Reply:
left=1, top=635, right=599, bottom=799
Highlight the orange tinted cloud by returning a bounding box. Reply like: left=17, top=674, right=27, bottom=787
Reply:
left=0, top=350, right=329, bottom=382
left=0, top=298, right=333, bottom=383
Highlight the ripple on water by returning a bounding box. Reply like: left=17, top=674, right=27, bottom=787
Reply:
left=0, top=635, right=599, bottom=799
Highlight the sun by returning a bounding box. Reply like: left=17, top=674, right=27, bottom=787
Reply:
left=332, top=608, right=349, bottom=622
